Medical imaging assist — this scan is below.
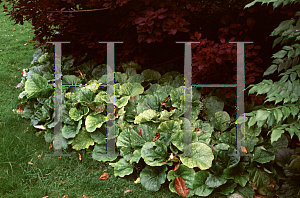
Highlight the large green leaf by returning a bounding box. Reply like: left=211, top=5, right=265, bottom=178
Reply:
left=141, top=69, right=161, bottom=81
left=69, top=107, right=84, bottom=121
left=25, top=73, right=48, bottom=96
left=120, top=82, right=144, bottom=97
left=202, top=96, right=224, bottom=119
left=157, top=120, right=181, bottom=134
left=75, top=87, right=95, bottom=103
left=134, top=109, right=159, bottom=124
left=141, top=141, right=172, bottom=166
left=214, top=111, right=231, bottom=131
left=205, top=174, right=227, bottom=188
left=62, top=120, right=82, bottom=139
left=253, top=146, right=275, bottom=164
left=219, top=180, right=237, bottom=196
left=61, top=75, right=81, bottom=85
left=116, top=128, right=146, bottom=149
left=109, top=158, right=134, bottom=177
left=92, top=144, right=118, bottom=162
left=193, top=171, right=214, bottom=197
left=136, top=95, right=159, bottom=115
left=180, top=142, right=214, bottom=170
left=140, top=165, right=168, bottom=191
left=134, top=124, right=155, bottom=142
left=223, top=163, right=249, bottom=187
left=115, top=96, right=130, bottom=108
left=72, top=127, right=95, bottom=150
left=171, top=130, right=198, bottom=151
left=85, top=114, right=107, bottom=132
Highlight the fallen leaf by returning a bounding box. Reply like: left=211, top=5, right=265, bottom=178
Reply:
left=29, top=40, right=34, bottom=43
left=58, top=156, right=61, bottom=159
left=42, top=196, right=49, bottom=198
left=78, top=153, right=82, bottom=161
left=82, top=195, right=89, bottom=198
left=28, top=162, right=33, bottom=165
left=49, top=143, right=52, bottom=149
left=38, top=155, right=41, bottom=159
left=15, top=76, right=17, bottom=79
left=13, top=28, right=16, bottom=31
left=24, top=43, right=28, bottom=46
left=16, top=39, right=18, bottom=41
left=241, top=146, right=249, bottom=153
left=174, top=176, right=189, bottom=197
left=61, top=180, right=67, bottom=183
left=124, top=190, right=133, bottom=194
left=134, top=177, right=140, bottom=184
left=0, top=50, right=2, bottom=52
left=99, top=172, right=109, bottom=180
left=62, top=196, right=68, bottom=198
left=17, top=68, right=20, bottom=70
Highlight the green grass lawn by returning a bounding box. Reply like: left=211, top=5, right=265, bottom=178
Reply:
left=0, top=2, right=182, bottom=198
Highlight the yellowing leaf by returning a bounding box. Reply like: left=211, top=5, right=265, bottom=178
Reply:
left=134, top=177, right=140, bottom=184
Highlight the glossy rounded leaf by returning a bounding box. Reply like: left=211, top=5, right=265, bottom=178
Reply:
left=120, top=82, right=144, bottom=97
left=85, top=114, right=107, bottom=132
left=214, top=111, right=231, bottom=131
left=140, top=165, right=168, bottom=191
left=69, top=107, right=83, bottom=121
left=141, top=141, right=172, bottom=166
left=180, top=142, right=214, bottom=170
left=92, top=144, right=118, bottom=162
left=109, top=158, right=133, bottom=177
left=72, top=127, right=95, bottom=150
left=25, top=73, right=48, bottom=96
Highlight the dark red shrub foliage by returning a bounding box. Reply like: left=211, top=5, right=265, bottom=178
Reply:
left=4, top=0, right=299, bottom=105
